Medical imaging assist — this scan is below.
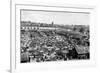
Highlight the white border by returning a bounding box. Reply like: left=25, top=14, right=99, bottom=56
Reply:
left=11, top=2, right=96, bottom=73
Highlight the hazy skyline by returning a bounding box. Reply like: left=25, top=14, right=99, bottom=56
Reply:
left=21, top=10, right=90, bottom=25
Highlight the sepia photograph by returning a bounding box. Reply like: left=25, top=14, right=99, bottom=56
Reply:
left=20, top=9, right=90, bottom=63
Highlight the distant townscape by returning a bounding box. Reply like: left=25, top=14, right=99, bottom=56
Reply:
left=20, top=21, right=90, bottom=63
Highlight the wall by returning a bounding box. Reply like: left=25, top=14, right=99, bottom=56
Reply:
left=0, top=0, right=100, bottom=73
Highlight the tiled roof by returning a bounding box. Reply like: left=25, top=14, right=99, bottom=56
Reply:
left=75, top=45, right=89, bottom=54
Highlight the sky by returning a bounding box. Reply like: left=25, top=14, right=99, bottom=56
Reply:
left=21, top=10, right=90, bottom=25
